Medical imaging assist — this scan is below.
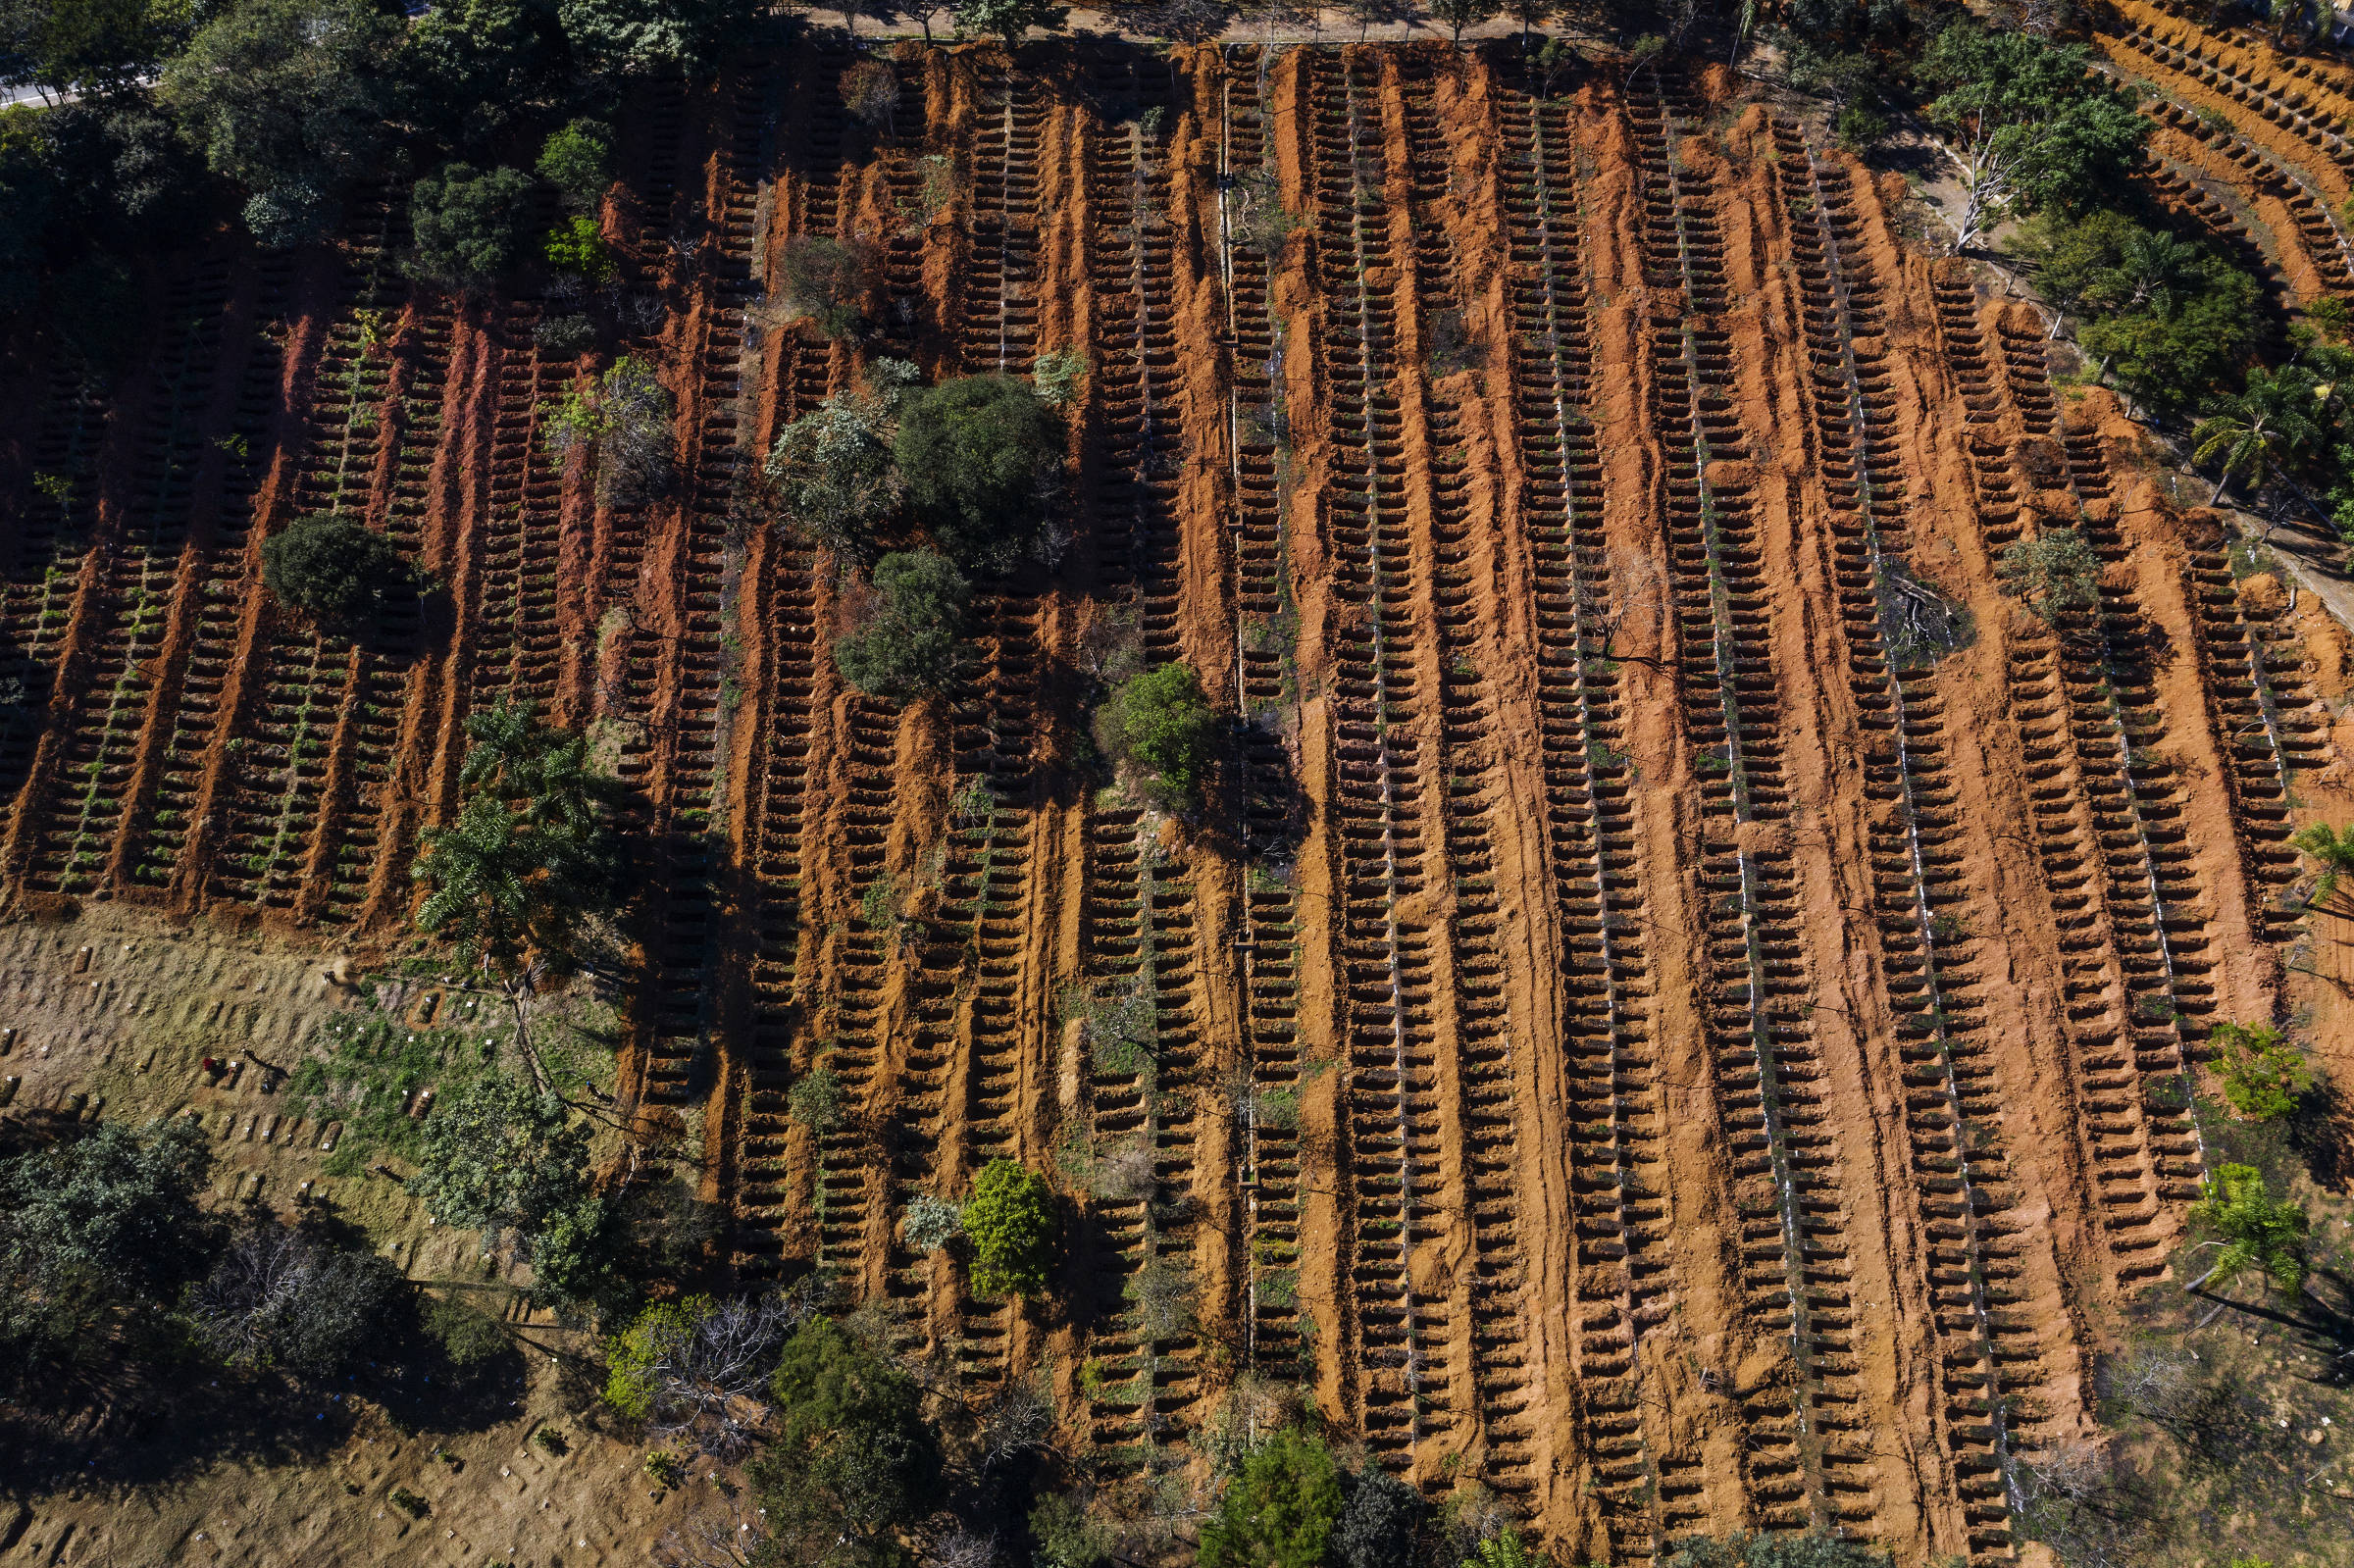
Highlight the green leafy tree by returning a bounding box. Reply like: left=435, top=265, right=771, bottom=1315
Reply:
left=950, top=0, right=1066, bottom=40
left=1033, top=1492, right=1115, bottom=1568
left=187, top=1217, right=403, bottom=1377
left=767, top=389, right=902, bottom=561
left=1998, top=528, right=2100, bottom=626
left=895, top=375, right=1064, bottom=573
left=406, top=1071, right=612, bottom=1304
left=396, top=0, right=563, bottom=153
left=408, top=163, right=536, bottom=289
left=604, top=1294, right=706, bottom=1418
left=2291, top=822, right=2354, bottom=903
left=962, top=1157, right=1055, bottom=1299
left=1918, top=24, right=2146, bottom=251
left=543, top=354, right=672, bottom=499
left=1467, top=1530, right=1545, bottom=1568
left=537, top=118, right=612, bottom=213
left=557, top=0, right=765, bottom=76
left=262, top=514, right=423, bottom=628
left=835, top=550, right=971, bottom=699
left=779, top=235, right=875, bottom=340
left=2209, top=1021, right=2313, bottom=1121
left=2188, top=1162, right=2310, bottom=1295
left=1335, top=1466, right=1421, bottom=1568
left=2, top=0, right=188, bottom=99
left=157, top=0, right=400, bottom=245
left=752, top=1317, right=945, bottom=1568
left=0, top=1117, right=213, bottom=1372
left=2193, top=367, right=2326, bottom=503
left=544, top=213, right=619, bottom=282
left=1198, top=1427, right=1346, bottom=1568
left=1096, top=662, right=1220, bottom=807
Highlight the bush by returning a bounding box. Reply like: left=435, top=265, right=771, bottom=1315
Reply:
left=789, top=1067, right=844, bottom=1133
left=1033, top=348, right=1087, bottom=408
left=1665, top=1534, right=1892, bottom=1568
left=835, top=550, right=971, bottom=699
left=1096, top=662, right=1220, bottom=806
left=1335, top=1465, right=1420, bottom=1568
left=1199, top=1427, right=1345, bottom=1568
left=1834, top=103, right=1886, bottom=153
left=422, top=1293, right=511, bottom=1366
left=2211, top=1021, right=2312, bottom=1121
left=1032, top=1492, right=1114, bottom=1568
left=902, top=1194, right=964, bottom=1254
left=753, top=1317, right=944, bottom=1556
left=1999, top=528, right=2101, bottom=625
left=543, top=355, right=673, bottom=501
left=537, top=119, right=611, bottom=213
left=767, top=390, right=901, bottom=561
left=962, top=1158, right=1055, bottom=1299
left=544, top=215, right=618, bottom=283
left=894, top=374, right=1066, bottom=573
left=778, top=234, right=874, bottom=340
left=534, top=313, right=596, bottom=357
left=2193, top=1162, right=2311, bottom=1293
left=261, top=514, right=422, bottom=628
left=605, top=1296, right=710, bottom=1420
left=407, top=163, right=534, bottom=288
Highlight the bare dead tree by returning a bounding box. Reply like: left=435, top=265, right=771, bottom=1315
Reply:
left=923, top=1524, right=1000, bottom=1568
left=641, top=1288, right=819, bottom=1455
left=980, top=1375, right=1054, bottom=1471
left=653, top=1494, right=769, bottom=1568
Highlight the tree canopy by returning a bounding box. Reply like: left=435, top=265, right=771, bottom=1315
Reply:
left=894, top=374, right=1066, bottom=574
left=406, top=1071, right=613, bottom=1304
left=962, top=1157, right=1055, bottom=1299
left=187, top=1217, right=403, bottom=1376
left=408, top=163, right=536, bottom=289
left=1919, top=24, right=2146, bottom=251
left=261, top=513, right=424, bottom=629
left=2210, top=1021, right=2312, bottom=1122
left=1998, top=529, right=2101, bottom=627
left=537, top=118, right=613, bottom=212
left=751, top=1316, right=945, bottom=1568
left=834, top=549, right=970, bottom=699
left=1096, top=662, right=1221, bottom=807
left=768, top=389, right=902, bottom=562
left=2190, top=1162, right=2311, bottom=1294
left=1198, top=1427, right=1347, bottom=1568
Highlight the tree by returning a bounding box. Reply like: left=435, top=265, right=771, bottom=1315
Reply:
left=2188, top=1162, right=2310, bottom=1295
left=396, top=0, right=564, bottom=154
left=262, top=514, right=423, bottom=628
left=0, top=1117, right=213, bottom=1371
left=949, top=0, right=1066, bottom=41
left=538, top=118, right=613, bottom=213
left=901, top=1194, right=964, bottom=1254
left=407, top=1071, right=613, bottom=1304
left=544, top=355, right=674, bottom=500
left=1198, top=1427, right=1346, bottom=1568
left=187, top=1218, right=403, bottom=1377
left=157, top=0, right=400, bottom=246
left=841, top=61, right=898, bottom=134
left=2292, top=822, right=2354, bottom=903
left=605, top=1291, right=807, bottom=1454
left=1427, top=0, right=1498, bottom=41
left=3, top=0, right=188, bottom=100
left=1998, top=528, right=2100, bottom=626
left=408, top=163, right=536, bottom=289
left=557, top=0, right=765, bottom=76
left=962, top=1157, right=1055, bottom=1299
left=790, top=1066, right=844, bottom=1132
left=1665, top=1535, right=1893, bottom=1568
left=1918, top=25, right=2146, bottom=251
left=1032, top=1492, right=1114, bottom=1568
left=779, top=235, right=876, bottom=340
left=2210, top=1021, right=2313, bottom=1122
left=1335, top=1466, right=1421, bottom=1568
left=752, top=1317, right=945, bottom=1568
left=835, top=550, right=971, bottom=699
left=544, top=214, right=620, bottom=282
left=2193, top=367, right=2325, bottom=503
left=1096, top=662, right=1220, bottom=806
left=1508, top=0, right=1555, bottom=49
left=412, top=699, right=625, bottom=1091
left=768, top=389, right=903, bottom=562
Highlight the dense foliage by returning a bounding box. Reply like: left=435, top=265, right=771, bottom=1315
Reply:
left=1665, top=1534, right=1893, bottom=1568
left=1198, top=1427, right=1346, bottom=1568
left=2210, top=1021, right=2313, bottom=1122
left=1095, top=662, right=1221, bottom=807
left=894, top=373, right=1066, bottom=574
left=262, top=514, right=425, bottom=629
left=961, top=1157, right=1055, bottom=1299
left=834, top=549, right=970, bottom=698
left=407, top=162, right=537, bottom=289
left=751, top=1316, right=945, bottom=1568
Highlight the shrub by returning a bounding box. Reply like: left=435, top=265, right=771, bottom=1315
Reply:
left=1033, top=348, right=1087, bottom=408
left=605, top=1296, right=709, bottom=1421
left=902, top=1194, right=964, bottom=1254
left=1999, top=528, right=2101, bottom=624
left=534, top=313, right=596, bottom=358
left=962, top=1158, right=1055, bottom=1299
left=1199, top=1427, right=1345, bottom=1568
left=778, top=235, right=874, bottom=340
left=1834, top=103, right=1887, bottom=153
left=2210, top=1021, right=2312, bottom=1121
left=422, top=1293, right=510, bottom=1366
left=1096, top=662, right=1220, bottom=806
left=644, top=1447, right=686, bottom=1487
left=261, top=514, right=422, bottom=628
left=1335, top=1463, right=1420, bottom=1568
left=835, top=550, right=971, bottom=699
left=894, top=374, right=1066, bottom=573
left=537, top=119, right=612, bottom=213
left=1032, top=1492, right=1114, bottom=1568
left=767, top=390, right=901, bottom=562
left=1665, top=1535, right=1892, bottom=1568
left=753, top=1317, right=944, bottom=1556
left=842, top=60, right=897, bottom=131
left=544, top=215, right=618, bottom=283
left=542, top=356, right=673, bottom=501
left=407, top=163, right=534, bottom=288
left=2192, top=1162, right=2311, bottom=1293
left=789, top=1067, right=844, bottom=1133
left=388, top=1487, right=429, bottom=1518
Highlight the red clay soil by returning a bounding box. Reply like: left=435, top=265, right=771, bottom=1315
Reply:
left=11, top=30, right=2354, bottom=1568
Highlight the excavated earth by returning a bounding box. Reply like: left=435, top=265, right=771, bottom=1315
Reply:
left=4, top=28, right=2354, bottom=1568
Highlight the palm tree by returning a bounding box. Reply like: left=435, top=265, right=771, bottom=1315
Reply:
left=2291, top=822, right=2354, bottom=904
left=2108, top=229, right=2200, bottom=315
left=2191, top=367, right=2324, bottom=504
